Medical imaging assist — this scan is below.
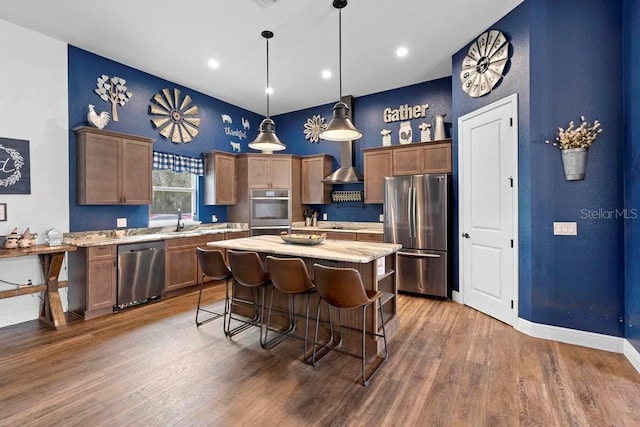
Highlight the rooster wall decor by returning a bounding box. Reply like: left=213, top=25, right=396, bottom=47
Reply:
left=87, top=104, right=110, bottom=129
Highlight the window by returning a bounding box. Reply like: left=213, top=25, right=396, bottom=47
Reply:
left=150, top=169, right=196, bottom=224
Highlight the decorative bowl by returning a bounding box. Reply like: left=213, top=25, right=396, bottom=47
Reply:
left=280, top=232, right=326, bottom=245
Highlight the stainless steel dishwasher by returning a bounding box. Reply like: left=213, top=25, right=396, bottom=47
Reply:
left=116, top=241, right=165, bottom=310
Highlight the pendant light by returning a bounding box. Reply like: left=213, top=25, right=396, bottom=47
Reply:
left=319, top=0, right=362, bottom=142
left=249, top=30, right=286, bottom=153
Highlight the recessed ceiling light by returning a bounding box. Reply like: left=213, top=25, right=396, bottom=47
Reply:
left=322, top=70, right=332, bottom=79
left=265, top=87, right=274, bottom=94
left=208, top=59, right=220, bottom=69
left=396, top=47, right=408, bottom=57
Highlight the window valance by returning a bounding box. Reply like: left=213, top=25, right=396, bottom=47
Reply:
left=153, top=151, right=203, bottom=175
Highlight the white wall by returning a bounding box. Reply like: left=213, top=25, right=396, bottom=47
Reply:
left=0, top=19, right=69, bottom=327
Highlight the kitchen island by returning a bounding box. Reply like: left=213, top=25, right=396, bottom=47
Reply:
left=207, top=235, right=401, bottom=354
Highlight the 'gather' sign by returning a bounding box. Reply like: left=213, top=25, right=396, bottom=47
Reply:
left=383, top=104, right=429, bottom=123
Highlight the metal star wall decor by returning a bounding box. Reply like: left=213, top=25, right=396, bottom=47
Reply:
left=149, top=88, right=201, bottom=143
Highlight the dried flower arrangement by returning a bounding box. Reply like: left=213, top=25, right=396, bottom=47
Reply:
left=545, top=116, right=603, bottom=150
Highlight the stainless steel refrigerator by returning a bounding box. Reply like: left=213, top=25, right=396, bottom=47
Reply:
left=384, top=174, right=450, bottom=297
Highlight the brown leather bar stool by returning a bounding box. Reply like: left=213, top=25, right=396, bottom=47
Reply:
left=195, top=247, right=232, bottom=327
left=226, top=250, right=271, bottom=344
left=265, top=256, right=317, bottom=360
left=312, top=263, right=389, bottom=386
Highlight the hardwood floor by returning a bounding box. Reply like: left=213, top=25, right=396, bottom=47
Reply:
left=1, top=285, right=639, bottom=426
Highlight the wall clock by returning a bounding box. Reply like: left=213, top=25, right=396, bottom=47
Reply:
left=149, top=88, right=200, bottom=143
left=460, top=29, right=510, bottom=98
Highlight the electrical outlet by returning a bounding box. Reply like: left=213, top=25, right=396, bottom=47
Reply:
left=379, top=214, right=384, bottom=222
left=553, top=221, right=577, bottom=235
left=212, top=215, right=218, bottom=223
left=322, top=213, right=328, bottom=221
left=116, top=218, right=127, bottom=228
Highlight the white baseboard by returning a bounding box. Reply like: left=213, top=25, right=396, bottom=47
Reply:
left=624, top=340, right=640, bottom=374
left=451, top=290, right=462, bottom=304
left=516, top=317, right=625, bottom=354
left=445, top=298, right=640, bottom=375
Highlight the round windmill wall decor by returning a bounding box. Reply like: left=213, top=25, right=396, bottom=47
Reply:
left=460, top=29, right=510, bottom=98
left=149, top=88, right=201, bottom=143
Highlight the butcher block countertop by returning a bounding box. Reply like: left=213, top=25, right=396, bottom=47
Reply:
left=207, top=235, right=400, bottom=263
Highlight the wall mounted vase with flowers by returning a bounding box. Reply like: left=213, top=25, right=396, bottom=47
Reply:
left=546, top=115, right=603, bottom=181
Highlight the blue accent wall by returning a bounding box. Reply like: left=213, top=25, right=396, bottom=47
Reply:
left=273, top=78, right=452, bottom=222
left=624, top=0, right=640, bottom=351
left=67, top=46, right=264, bottom=231
left=66, top=1, right=637, bottom=343
left=453, top=0, right=625, bottom=337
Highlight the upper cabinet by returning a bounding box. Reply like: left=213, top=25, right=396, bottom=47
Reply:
left=363, top=149, right=393, bottom=204
left=301, top=154, right=334, bottom=204
left=74, top=126, right=154, bottom=205
left=203, top=151, right=236, bottom=205
left=228, top=154, right=303, bottom=223
left=247, top=155, right=292, bottom=189
left=362, top=139, right=452, bottom=204
left=393, top=141, right=452, bottom=175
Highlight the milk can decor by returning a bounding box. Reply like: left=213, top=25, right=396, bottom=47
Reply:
left=546, top=115, right=603, bottom=181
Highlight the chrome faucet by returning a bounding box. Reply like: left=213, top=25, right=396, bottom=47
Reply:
left=176, top=208, right=184, bottom=231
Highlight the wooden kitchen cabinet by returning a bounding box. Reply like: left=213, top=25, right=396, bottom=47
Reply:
left=203, top=151, right=237, bottom=205
left=247, top=155, right=292, bottom=189
left=393, top=140, right=452, bottom=175
left=74, top=126, right=154, bottom=205
left=324, top=231, right=357, bottom=240
left=228, top=154, right=303, bottom=224
left=68, top=245, right=117, bottom=319
left=420, top=142, right=452, bottom=173
left=362, top=140, right=452, bottom=204
left=356, top=232, right=384, bottom=243
left=164, top=234, right=226, bottom=292
left=363, top=149, right=393, bottom=204
left=301, top=154, right=333, bottom=204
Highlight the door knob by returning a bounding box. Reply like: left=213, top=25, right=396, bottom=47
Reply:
left=462, top=232, right=470, bottom=238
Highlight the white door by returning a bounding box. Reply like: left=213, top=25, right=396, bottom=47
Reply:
left=458, top=94, right=518, bottom=325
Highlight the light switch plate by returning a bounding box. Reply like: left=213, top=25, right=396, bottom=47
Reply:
left=379, top=214, right=384, bottom=222
left=553, top=221, right=577, bottom=235
left=117, top=218, right=127, bottom=228
left=322, top=213, right=327, bottom=221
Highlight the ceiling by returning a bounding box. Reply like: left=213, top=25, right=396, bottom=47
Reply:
left=0, top=0, right=522, bottom=116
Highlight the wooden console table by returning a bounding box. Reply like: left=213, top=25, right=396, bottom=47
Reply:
left=0, top=244, right=77, bottom=329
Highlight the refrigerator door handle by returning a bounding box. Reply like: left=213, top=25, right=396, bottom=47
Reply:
left=407, top=186, right=413, bottom=238
left=399, top=252, right=441, bottom=258
left=412, top=185, right=417, bottom=240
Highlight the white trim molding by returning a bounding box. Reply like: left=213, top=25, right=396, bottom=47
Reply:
left=624, top=340, right=640, bottom=373
left=516, top=317, right=625, bottom=354
left=452, top=290, right=462, bottom=304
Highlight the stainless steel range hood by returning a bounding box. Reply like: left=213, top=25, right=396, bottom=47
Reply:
left=322, top=140, right=363, bottom=183
left=322, top=95, right=363, bottom=184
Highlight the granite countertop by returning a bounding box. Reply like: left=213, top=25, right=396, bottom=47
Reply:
left=207, top=235, right=400, bottom=263
left=64, top=223, right=248, bottom=248
left=290, top=221, right=383, bottom=235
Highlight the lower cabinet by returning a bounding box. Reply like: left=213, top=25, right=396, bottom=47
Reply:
left=68, top=231, right=251, bottom=320
left=68, top=245, right=117, bottom=319
left=356, top=232, right=384, bottom=243
left=165, top=234, right=225, bottom=292
left=295, top=230, right=383, bottom=242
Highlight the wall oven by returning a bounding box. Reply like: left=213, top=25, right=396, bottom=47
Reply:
left=250, top=189, right=291, bottom=236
